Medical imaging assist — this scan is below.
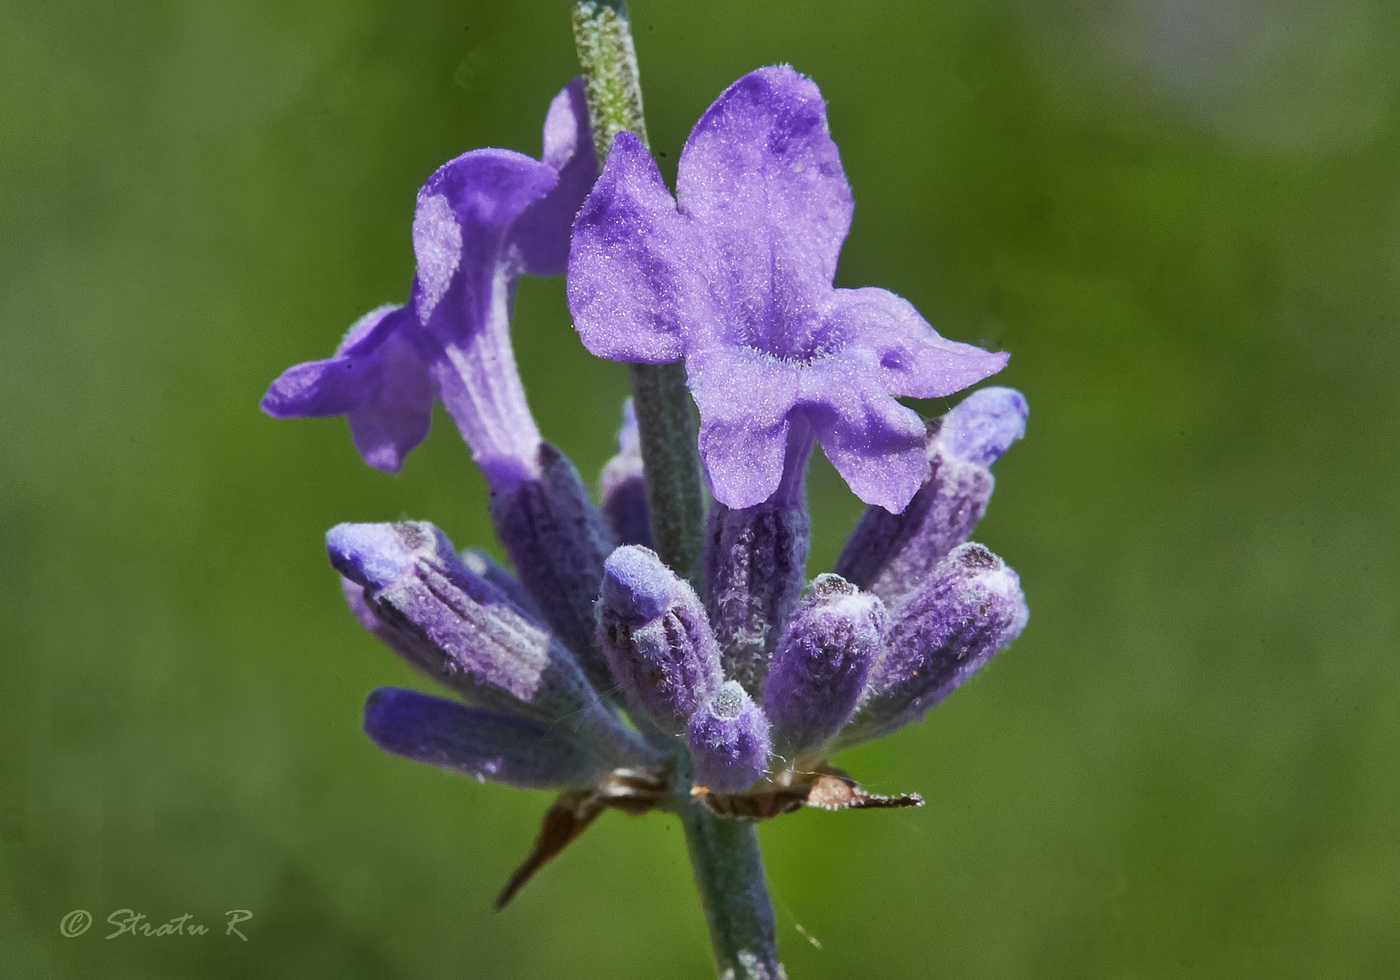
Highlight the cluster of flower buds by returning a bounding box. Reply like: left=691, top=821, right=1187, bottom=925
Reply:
left=334, top=383, right=1027, bottom=810
left=266, top=65, right=1030, bottom=900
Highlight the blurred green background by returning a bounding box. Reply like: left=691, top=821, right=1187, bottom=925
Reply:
left=4, top=0, right=1398, bottom=977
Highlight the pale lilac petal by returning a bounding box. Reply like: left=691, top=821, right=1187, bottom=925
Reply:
left=345, top=327, right=435, bottom=473
left=825, top=287, right=1009, bottom=399
left=568, top=132, right=714, bottom=363
left=513, top=78, right=598, bottom=277
left=803, top=353, right=930, bottom=512
left=677, top=66, right=852, bottom=292
left=698, top=417, right=792, bottom=510
left=261, top=305, right=433, bottom=474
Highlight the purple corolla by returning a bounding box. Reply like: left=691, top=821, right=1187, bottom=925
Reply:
left=262, top=80, right=595, bottom=489
left=568, top=66, right=1007, bottom=511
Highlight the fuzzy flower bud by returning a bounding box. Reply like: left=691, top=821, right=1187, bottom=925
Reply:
left=596, top=545, right=723, bottom=734
left=489, top=443, right=617, bottom=691
left=703, top=441, right=811, bottom=694
left=329, top=520, right=652, bottom=769
left=686, top=681, right=772, bottom=794
left=364, top=687, right=608, bottom=789
left=762, top=575, right=887, bottom=761
left=838, top=543, right=1028, bottom=748
left=599, top=399, right=652, bottom=547
left=833, top=387, right=1027, bottom=604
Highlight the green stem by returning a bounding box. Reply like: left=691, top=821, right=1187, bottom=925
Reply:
left=681, top=804, right=783, bottom=980
left=571, top=0, right=704, bottom=581
left=571, top=5, right=780, bottom=977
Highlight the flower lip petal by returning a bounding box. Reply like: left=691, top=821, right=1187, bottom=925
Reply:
left=512, top=78, right=598, bottom=277
left=677, top=66, right=853, bottom=287
left=568, top=131, right=708, bottom=364
left=260, top=305, right=406, bottom=419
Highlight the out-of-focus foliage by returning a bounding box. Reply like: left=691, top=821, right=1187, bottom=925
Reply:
left=3, top=1, right=1397, bottom=977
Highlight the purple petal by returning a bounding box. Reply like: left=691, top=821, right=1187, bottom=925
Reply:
left=825, top=287, right=1009, bottom=399
left=689, top=346, right=801, bottom=509
left=412, top=151, right=559, bottom=487
left=262, top=305, right=433, bottom=474
left=698, top=417, right=793, bottom=511
left=568, top=132, right=714, bottom=364
left=802, top=354, right=930, bottom=512
left=512, top=78, right=598, bottom=277
left=364, top=687, right=608, bottom=789
left=677, top=66, right=852, bottom=297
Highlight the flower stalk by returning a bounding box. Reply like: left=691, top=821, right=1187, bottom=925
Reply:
left=571, top=0, right=704, bottom=582
left=572, top=4, right=779, bottom=977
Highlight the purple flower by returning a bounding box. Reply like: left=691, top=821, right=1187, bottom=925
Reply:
left=568, top=66, right=1008, bottom=511
left=263, top=80, right=595, bottom=487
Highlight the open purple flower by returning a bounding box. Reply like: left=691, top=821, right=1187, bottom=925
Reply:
left=262, top=80, right=595, bottom=488
left=568, top=66, right=1008, bottom=511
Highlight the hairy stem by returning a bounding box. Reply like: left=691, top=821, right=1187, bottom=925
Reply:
left=681, top=804, right=783, bottom=980
left=572, top=5, right=780, bottom=977
left=571, top=0, right=705, bottom=581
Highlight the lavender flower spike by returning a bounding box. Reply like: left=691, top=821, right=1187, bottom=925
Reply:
left=596, top=545, right=723, bottom=734
left=569, top=66, right=1007, bottom=512
left=365, top=687, right=609, bottom=789
left=686, top=681, right=772, bottom=795
left=263, top=80, right=595, bottom=482
left=763, top=574, right=887, bottom=763
left=599, top=399, right=651, bottom=547
left=835, top=387, right=1028, bottom=603
left=330, top=520, right=653, bottom=769
left=838, top=543, right=1028, bottom=748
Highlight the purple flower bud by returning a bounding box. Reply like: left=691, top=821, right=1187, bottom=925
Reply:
left=328, top=521, right=653, bottom=769
left=599, top=399, right=652, bottom=547
left=459, top=547, right=544, bottom=623
left=833, top=387, right=1027, bottom=604
left=364, top=687, right=608, bottom=789
left=703, top=440, right=811, bottom=694
left=762, top=575, right=887, bottom=761
left=489, top=444, right=617, bottom=692
left=838, top=543, right=1028, bottom=747
left=596, top=545, right=723, bottom=734
left=686, top=681, right=772, bottom=794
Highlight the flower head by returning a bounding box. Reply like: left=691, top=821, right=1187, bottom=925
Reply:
left=263, top=80, right=595, bottom=486
left=568, top=66, right=1008, bottom=511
